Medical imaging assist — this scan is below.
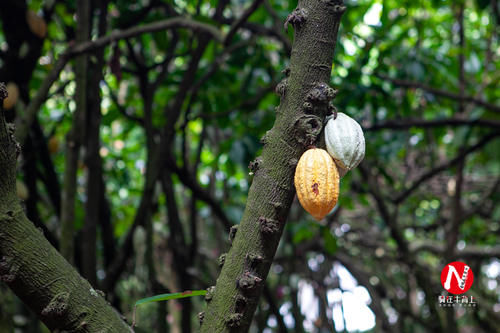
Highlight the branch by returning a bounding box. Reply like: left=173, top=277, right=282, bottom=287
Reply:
left=448, top=0, right=467, bottom=263
left=358, top=164, right=442, bottom=329
left=195, top=82, right=276, bottom=120
left=151, top=30, right=179, bottom=91
left=334, top=252, right=396, bottom=333
left=376, top=74, right=500, bottom=113
left=105, top=20, right=218, bottom=292
left=410, top=241, right=500, bottom=259
left=358, top=164, right=409, bottom=255
left=0, top=208, right=133, bottom=331
left=165, top=154, right=232, bottom=232
left=201, top=1, right=346, bottom=331
left=15, top=55, right=68, bottom=145
left=0, top=82, right=131, bottom=331
left=365, top=118, right=500, bottom=131
left=103, top=143, right=162, bottom=292
left=224, top=0, right=264, bottom=45
left=68, top=17, right=223, bottom=57
left=16, top=17, right=223, bottom=146
left=262, top=286, right=287, bottom=333
left=220, top=18, right=292, bottom=54
left=103, top=80, right=144, bottom=125
left=289, top=236, right=398, bottom=332
left=161, top=170, right=192, bottom=332
left=463, top=178, right=500, bottom=221
left=394, top=132, right=500, bottom=204
left=59, top=0, right=91, bottom=263
left=190, top=38, right=255, bottom=102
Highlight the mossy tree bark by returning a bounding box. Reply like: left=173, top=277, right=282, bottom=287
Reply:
left=200, top=1, right=346, bottom=331
left=0, top=84, right=131, bottom=332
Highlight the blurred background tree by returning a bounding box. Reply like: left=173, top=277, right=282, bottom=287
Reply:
left=0, top=0, right=499, bottom=332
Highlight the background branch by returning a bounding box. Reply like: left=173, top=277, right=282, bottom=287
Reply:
left=365, top=118, right=500, bottom=131
left=394, top=132, right=500, bottom=204
left=377, top=74, right=500, bottom=113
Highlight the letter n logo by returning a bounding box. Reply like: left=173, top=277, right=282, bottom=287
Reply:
left=440, top=261, right=474, bottom=295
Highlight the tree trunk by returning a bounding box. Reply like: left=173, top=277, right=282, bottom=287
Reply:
left=200, top=1, right=346, bottom=331
left=0, top=83, right=132, bottom=331
left=82, top=0, right=109, bottom=287
left=60, top=0, right=91, bottom=263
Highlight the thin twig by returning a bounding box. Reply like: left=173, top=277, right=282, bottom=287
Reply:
left=224, top=0, right=264, bottom=45
left=103, top=80, right=144, bottom=124
left=394, top=132, right=500, bottom=204
left=410, top=241, right=500, bottom=259
left=365, top=118, right=500, bottom=131
left=69, top=17, right=223, bottom=57
left=189, top=38, right=254, bottom=99
left=377, top=74, right=500, bottom=113
left=194, top=83, right=276, bottom=120
left=16, top=17, right=223, bottom=146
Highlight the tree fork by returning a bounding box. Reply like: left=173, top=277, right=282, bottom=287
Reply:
left=0, top=83, right=131, bottom=331
left=200, top=1, right=346, bottom=331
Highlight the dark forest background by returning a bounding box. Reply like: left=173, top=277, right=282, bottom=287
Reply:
left=1, top=0, right=499, bottom=332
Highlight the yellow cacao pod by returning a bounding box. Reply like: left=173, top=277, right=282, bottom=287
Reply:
left=3, top=82, right=19, bottom=110
left=294, top=148, right=339, bottom=220
left=26, top=10, right=47, bottom=38
left=48, top=136, right=60, bottom=154
left=16, top=180, right=29, bottom=200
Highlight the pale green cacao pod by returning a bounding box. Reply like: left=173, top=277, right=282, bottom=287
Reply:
left=325, top=112, right=365, bottom=176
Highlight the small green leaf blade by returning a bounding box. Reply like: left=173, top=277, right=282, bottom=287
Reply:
left=322, top=226, right=337, bottom=255
left=135, top=290, right=207, bottom=307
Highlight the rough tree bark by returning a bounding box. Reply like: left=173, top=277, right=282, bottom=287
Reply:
left=200, top=1, right=346, bottom=331
left=0, top=84, right=132, bottom=331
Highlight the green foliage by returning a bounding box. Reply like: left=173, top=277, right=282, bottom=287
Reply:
left=1, top=0, right=499, bottom=331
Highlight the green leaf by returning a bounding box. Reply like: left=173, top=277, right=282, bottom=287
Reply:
left=321, top=227, right=337, bottom=255
left=133, top=290, right=207, bottom=327
left=292, top=223, right=316, bottom=244
left=134, top=290, right=207, bottom=307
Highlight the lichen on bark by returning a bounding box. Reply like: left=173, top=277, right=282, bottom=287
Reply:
left=200, top=1, right=346, bottom=332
